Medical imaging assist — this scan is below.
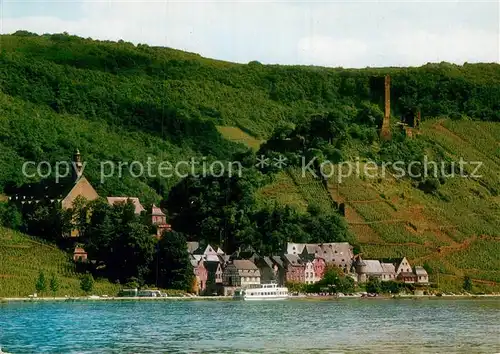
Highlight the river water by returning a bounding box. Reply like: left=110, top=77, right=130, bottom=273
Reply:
left=1, top=299, right=499, bottom=353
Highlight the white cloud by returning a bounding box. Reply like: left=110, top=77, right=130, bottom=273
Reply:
left=297, top=36, right=368, bottom=67
left=0, top=1, right=498, bottom=68
left=390, top=29, right=500, bottom=66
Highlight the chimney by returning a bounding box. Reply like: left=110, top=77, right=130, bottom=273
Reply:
left=380, top=74, right=392, bottom=140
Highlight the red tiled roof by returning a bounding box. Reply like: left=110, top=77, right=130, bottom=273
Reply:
left=74, top=247, right=86, bottom=255
left=152, top=204, right=166, bottom=216
left=107, top=197, right=145, bottom=215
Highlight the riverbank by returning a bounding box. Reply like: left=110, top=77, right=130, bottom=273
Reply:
left=2, top=294, right=499, bottom=303
left=0, top=296, right=233, bottom=302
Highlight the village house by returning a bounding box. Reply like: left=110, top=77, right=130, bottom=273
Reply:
left=380, top=257, right=420, bottom=283
left=354, top=256, right=428, bottom=284
left=287, top=242, right=354, bottom=272
left=391, top=257, right=413, bottom=275
left=271, top=256, right=287, bottom=286
left=254, top=256, right=276, bottom=284
left=107, top=197, right=145, bottom=214
left=151, top=204, right=171, bottom=238
left=223, top=259, right=261, bottom=295
left=200, top=244, right=222, bottom=263
left=355, top=259, right=384, bottom=283
left=205, top=260, right=223, bottom=295
left=380, top=262, right=397, bottom=281
left=73, top=246, right=88, bottom=262
left=190, top=256, right=208, bottom=295
left=305, top=261, right=315, bottom=284
left=414, top=266, right=429, bottom=284
left=186, top=242, right=224, bottom=295
left=354, top=257, right=398, bottom=283
left=312, top=257, right=326, bottom=283
left=283, top=254, right=305, bottom=283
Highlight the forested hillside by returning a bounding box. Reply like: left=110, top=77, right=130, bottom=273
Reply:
left=0, top=31, right=499, bottom=291
left=1, top=31, right=500, bottom=198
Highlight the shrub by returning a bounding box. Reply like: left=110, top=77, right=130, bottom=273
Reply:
left=80, top=273, right=94, bottom=294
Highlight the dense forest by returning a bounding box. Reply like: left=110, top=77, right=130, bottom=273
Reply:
left=1, top=31, right=499, bottom=200
left=1, top=31, right=499, bottom=288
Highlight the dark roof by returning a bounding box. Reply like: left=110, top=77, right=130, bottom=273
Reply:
left=186, top=242, right=200, bottom=254
left=231, top=245, right=259, bottom=261
left=284, top=254, right=302, bottom=265
left=272, top=256, right=284, bottom=268
left=414, top=266, right=428, bottom=276
left=74, top=247, right=86, bottom=254
left=204, top=260, right=221, bottom=272
left=8, top=177, right=78, bottom=201
left=232, top=259, right=258, bottom=270
left=263, top=256, right=274, bottom=268
left=380, top=258, right=405, bottom=265
left=151, top=204, right=166, bottom=216
left=255, top=256, right=273, bottom=269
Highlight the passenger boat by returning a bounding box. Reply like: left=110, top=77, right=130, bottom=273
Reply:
left=233, top=282, right=289, bottom=300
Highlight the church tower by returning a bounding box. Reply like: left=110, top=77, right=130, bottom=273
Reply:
left=72, top=149, right=83, bottom=182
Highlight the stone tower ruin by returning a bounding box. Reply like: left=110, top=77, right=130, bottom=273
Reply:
left=380, top=74, right=392, bottom=140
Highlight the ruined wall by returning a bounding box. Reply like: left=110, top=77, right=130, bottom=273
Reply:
left=380, top=75, right=392, bottom=140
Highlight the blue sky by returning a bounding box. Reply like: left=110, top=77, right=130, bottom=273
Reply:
left=1, top=0, right=498, bottom=68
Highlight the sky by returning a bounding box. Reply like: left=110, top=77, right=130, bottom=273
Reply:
left=0, top=0, right=499, bottom=68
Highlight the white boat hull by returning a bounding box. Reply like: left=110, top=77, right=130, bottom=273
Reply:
left=239, top=295, right=289, bottom=301
left=233, top=283, right=289, bottom=301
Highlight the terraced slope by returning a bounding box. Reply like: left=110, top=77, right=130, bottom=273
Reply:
left=0, top=227, right=119, bottom=297
left=324, top=119, right=500, bottom=292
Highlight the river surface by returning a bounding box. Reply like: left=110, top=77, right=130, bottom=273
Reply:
left=1, top=299, right=499, bottom=353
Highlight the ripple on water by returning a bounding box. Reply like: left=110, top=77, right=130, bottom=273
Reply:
left=0, top=299, right=499, bottom=353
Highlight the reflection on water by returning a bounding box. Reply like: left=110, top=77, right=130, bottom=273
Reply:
left=1, top=299, right=499, bottom=353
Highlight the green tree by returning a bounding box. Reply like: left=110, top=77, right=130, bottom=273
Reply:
left=35, top=270, right=47, bottom=295
left=380, top=280, right=402, bottom=294
left=49, top=273, right=59, bottom=297
left=336, top=276, right=355, bottom=294
left=0, top=203, right=23, bottom=230
left=366, top=277, right=382, bottom=294
left=80, top=273, right=94, bottom=294
left=24, top=201, right=72, bottom=241
left=157, top=231, right=194, bottom=291
left=463, top=275, right=473, bottom=292
left=84, top=198, right=155, bottom=283
left=317, top=265, right=354, bottom=294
